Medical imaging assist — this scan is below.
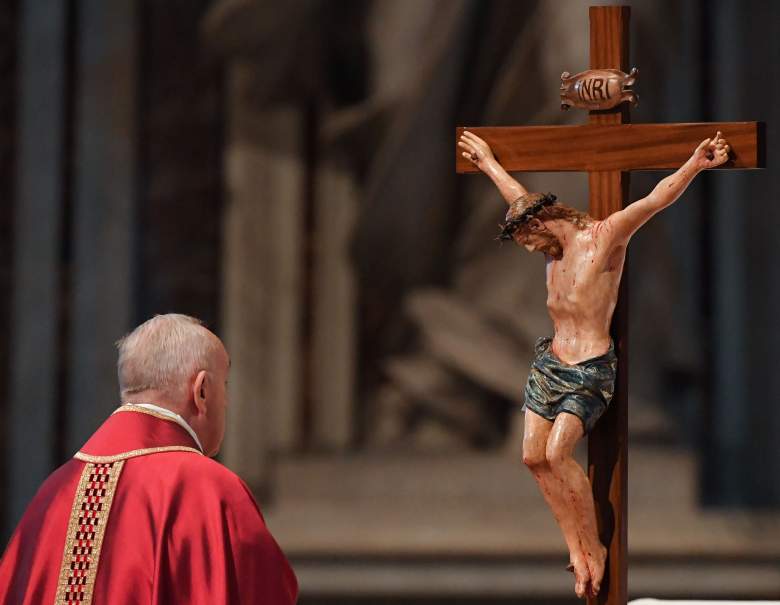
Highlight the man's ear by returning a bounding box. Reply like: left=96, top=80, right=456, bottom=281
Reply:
left=192, top=370, right=208, bottom=415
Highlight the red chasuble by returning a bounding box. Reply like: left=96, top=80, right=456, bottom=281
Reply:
left=0, top=406, right=298, bottom=604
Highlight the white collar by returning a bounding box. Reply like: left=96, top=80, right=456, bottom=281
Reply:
left=120, top=402, right=204, bottom=453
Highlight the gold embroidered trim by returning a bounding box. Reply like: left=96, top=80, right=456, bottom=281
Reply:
left=74, top=445, right=202, bottom=464
left=113, top=404, right=179, bottom=424
left=54, top=460, right=125, bottom=604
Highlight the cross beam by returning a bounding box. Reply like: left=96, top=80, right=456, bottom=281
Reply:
left=455, top=122, right=764, bottom=172
left=455, top=6, right=763, bottom=605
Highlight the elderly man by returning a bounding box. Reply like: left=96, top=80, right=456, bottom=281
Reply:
left=0, top=314, right=298, bottom=604
left=459, top=130, right=730, bottom=599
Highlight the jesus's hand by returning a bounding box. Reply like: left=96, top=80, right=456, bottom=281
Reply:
left=459, top=130, right=529, bottom=204
left=692, top=131, right=730, bottom=171
left=458, top=130, right=497, bottom=172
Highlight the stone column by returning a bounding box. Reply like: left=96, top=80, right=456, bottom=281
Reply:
left=7, top=0, right=69, bottom=526
left=705, top=0, right=749, bottom=505
left=704, top=0, right=780, bottom=505
left=221, top=64, right=304, bottom=490
left=65, top=0, right=136, bottom=452
left=0, top=0, right=19, bottom=541
left=312, top=159, right=357, bottom=449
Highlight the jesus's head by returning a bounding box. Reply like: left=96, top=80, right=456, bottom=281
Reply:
left=499, top=193, right=592, bottom=258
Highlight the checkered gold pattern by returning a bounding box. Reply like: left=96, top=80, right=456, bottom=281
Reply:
left=54, top=460, right=124, bottom=604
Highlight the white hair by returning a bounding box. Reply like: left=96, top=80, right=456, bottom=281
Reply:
left=116, top=314, right=221, bottom=399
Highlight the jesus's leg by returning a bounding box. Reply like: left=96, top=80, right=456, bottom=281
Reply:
left=522, top=410, right=591, bottom=598
left=546, top=412, right=607, bottom=597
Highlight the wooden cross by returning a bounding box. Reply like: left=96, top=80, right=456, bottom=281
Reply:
left=455, top=6, right=764, bottom=605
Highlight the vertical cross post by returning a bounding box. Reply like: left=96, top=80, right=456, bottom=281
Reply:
left=587, top=6, right=630, bottom=605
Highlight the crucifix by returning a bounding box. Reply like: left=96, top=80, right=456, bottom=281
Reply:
left=454, top=6, right=764, bottom=605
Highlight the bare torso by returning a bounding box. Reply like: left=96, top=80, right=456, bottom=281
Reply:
left=545, top=220, right=625, bottom=364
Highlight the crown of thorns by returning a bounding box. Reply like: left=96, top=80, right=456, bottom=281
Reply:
left=496, top=192, right=558, bottom=241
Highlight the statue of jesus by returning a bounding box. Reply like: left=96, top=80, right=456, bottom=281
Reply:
left=458, top=129, right=730, bottom=599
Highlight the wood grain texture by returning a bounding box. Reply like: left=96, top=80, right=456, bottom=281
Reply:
left=587, top=170, right=629, bottom=605
left=589, top=5, right=629, bottom=70
left=455, top=122, right=763, bottom=173
left=588, top=171, right=629, bottom=219
left=588, top=7, right=629, bottom=605
left=588, top=264, right=629, bottom=605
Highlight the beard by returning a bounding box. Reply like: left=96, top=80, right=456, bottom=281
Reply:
left=540, top=240, right=563, bottom=259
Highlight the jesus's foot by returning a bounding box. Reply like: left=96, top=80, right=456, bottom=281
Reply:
left=584, top=543, right=608, bottom=596
left=567, top=559, right=591, bottom=599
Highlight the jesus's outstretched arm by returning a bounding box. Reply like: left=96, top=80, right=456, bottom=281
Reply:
left=458, top=130, right=528, bottom=205
left=605, top=131, right=730, bottom=241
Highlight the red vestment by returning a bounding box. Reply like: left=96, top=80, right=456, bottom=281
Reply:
left=0, top=406, right=298, bottom=604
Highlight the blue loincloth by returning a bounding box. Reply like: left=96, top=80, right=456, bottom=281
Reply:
left=523, top=336, right=617, bottom=434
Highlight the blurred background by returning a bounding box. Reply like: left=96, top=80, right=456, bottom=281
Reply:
left=1, top=0, right=779, bottom=603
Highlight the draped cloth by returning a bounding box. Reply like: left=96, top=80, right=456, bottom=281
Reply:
left=524, top=336, right=617, bottom=434
left=0, top=406, right=298, bottom=604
